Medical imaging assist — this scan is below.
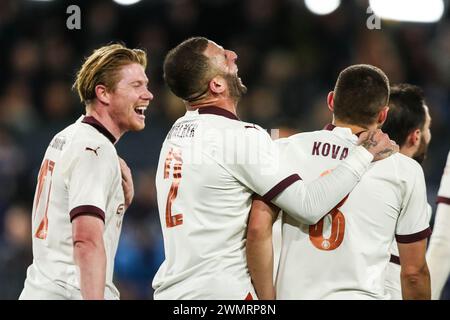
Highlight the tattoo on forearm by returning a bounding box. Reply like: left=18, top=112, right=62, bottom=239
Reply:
left=360, top=131, right=378, bottom=149
left=375, top=148, right=395, bottom=159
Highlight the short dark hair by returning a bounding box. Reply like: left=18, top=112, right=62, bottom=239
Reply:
left=333, top=64, right=390, bottom=127
left=163, top=37, right=212, bottom=101
left=382, top=83, right=426, bottom=147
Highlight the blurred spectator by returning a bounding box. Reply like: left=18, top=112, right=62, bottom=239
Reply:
left=10, top=39, right=41, bottom=78
left=430, top=22, right=450, bottom=86
left=167, top=0, right=199, bottom=37
left=0, top=204, right=32, bottom=300
left=42, top=80, right=77, bottom=122
left=0, top=129, right=26, bottom=213
left=0, top=80, right=40, bottom=134
left=86, top=1, right=119, bottom=47
left=354, top=30, right=406, bottom=83
left=42, top=35, right=75, bottom=76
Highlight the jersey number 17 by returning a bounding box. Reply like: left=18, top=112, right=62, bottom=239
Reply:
left=33, top=159, right=55, bottom=240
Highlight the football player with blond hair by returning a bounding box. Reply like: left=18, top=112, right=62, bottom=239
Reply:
left=20, top=43, right=153, bottom=300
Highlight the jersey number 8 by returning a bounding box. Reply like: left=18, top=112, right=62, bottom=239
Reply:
left=309, top=170, right=348, bottom=251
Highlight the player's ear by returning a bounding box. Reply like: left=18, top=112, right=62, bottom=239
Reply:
left=406, top=129, right=421, bottom=148
left=94, top=84, right=110, bottom=105
left=327, top=91, right=334, bottom=112
left=209, top=76, right=226, bottom=94
left=377, top=106, right=389, bottom=125
left=411, top=129, right=421, bottom=147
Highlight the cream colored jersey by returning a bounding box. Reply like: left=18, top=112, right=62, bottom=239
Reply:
left=275, top=125, right=431, bottom=300
left=427, top=150, right=450, bottom=299
left=19, top=116, right=125, bottom=300
left=384, top=204, right=432, bottom=300
left=437, top=151, right=450, bottom=202
left=152, top=108, right=373, bottom=300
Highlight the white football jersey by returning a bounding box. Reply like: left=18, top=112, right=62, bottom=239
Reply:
left=152, top=108, right=373, bottom=300
left=384, top=204, right=432, bottom=300
left=427, top=150, right=450, bottom=299
left=275, top=125, right=431, bottom=300
left=20, top=116, right=125, bottom=300
left=437, top=151, right=450, bottom=202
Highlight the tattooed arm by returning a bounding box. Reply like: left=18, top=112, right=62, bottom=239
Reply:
left=358, top=129, right=399, bottom=161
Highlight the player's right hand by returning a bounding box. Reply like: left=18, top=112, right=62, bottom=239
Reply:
left=357, top=129, right=399, bottom=162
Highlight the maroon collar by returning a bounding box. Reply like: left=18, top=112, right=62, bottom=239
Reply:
left=323, top=123, right=336, bottom=131
left=197, top=106, right=240, bottom=121
left=323, top=123, right=366, bottom=138
left=323, top=123, right=365, bottom=137
left=82, top=116, right=117, bottom=144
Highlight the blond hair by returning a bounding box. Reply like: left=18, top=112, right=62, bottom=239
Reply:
left=73, top=43, right=147, bottom=105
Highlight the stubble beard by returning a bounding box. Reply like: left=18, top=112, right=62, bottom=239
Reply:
left=413, top=137, right=429, bottom=164
left=224, top=73, right=247, bottom=103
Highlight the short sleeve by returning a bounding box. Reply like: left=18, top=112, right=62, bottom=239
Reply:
left=395, top=164, right=431, bottom=243
left=68, top=142, right=116, bottom=222
left=223, top=127, right=301, bottom=201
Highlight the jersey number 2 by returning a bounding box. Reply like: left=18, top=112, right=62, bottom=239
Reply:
left=33, top=159, right=55, bottom=239
left=164, top=148, right=183, bottom=228
left=309, top=170, right=348, bottom=251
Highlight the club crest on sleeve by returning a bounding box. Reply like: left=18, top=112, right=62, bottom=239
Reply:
left=116, top=204, right=125, bottom=229
left=116, top=203, right=125, bottom=215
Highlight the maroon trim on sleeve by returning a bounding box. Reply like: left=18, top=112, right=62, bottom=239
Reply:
left=262, top=174, right=302, bottom=202
left=70, top=205, right=105, bottom=223
left=197, top=106, right=240, bottom=121
left=437, top=196, right=450, bottom=205
left=389, top=254, right=400, bottom=266
left=82, top=116, right=117, bottom=144
left=395, top=227, right=432, bottom=244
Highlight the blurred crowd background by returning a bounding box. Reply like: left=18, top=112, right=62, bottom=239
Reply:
left=0, top=0, right=449, bottom=299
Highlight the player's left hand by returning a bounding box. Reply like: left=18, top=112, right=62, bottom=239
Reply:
left=119, top=157, right=134, bottom=210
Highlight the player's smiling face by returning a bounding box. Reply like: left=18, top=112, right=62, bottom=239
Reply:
left=203, top=41, right=247, bottom=100
left=108, top=63, right=153, bottom=132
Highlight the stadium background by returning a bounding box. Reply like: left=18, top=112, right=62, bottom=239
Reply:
left=0, top=0, right=449, bottom=299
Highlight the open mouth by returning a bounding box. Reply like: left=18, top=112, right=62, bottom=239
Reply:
left=134, top=106, right=147, bottom=116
